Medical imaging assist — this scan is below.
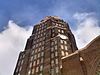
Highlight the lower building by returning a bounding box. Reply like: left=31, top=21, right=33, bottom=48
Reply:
left=62, top=35, right=100, bottom=75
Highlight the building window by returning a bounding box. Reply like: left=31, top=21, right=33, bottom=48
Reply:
left=31, top=50, right=34, bottom=55
left=55, top=66, right=59, bottom=73
left=65, top=52, right=68, bottom=56
left=64, top=41, right=67, bottom=44
left=51, top=42, right=54, bottom=46
left=22, top=54, right=25, bottom=58
left=38, top=53, right=40, bottom=58
left=28, top=69, right=31, bottom=75
left=39, top=48, right=41, bottom=52
left=32, top=68, right=35, bottom=74
left=36, top=67, right=39, bottom=72
left=41, top=58, right=43, bottom=63
left=39, top=31, right=40, bottom=34
left=65, top=46, right=68, bottom=50
left=32, top=45, right=35, bottom=49
left=21, top=60, right=24, bottom=65
left=43, top=37, right=45, bottom=40
left=39, top=73, right=43, bottom=75
left=52, top=34, right=55, bottom=37
left=36, top=44, right=38, bottom=48
left=59, top=24, right=61, bottom=27
left=61, top=30, right=64, bottom=33
left=42, top=41, right=44, bottom=45
left=16, top=67, right=18, bottom=72
left=51, top=47, right=54, bottom=52
left=33, top=61, right=36, bottom=66
left=55, top=59, right=58, bottom=64
left=61, top=45, right=64, bottom=49
left=51, top=68, right=55, bottom=75
left=34, top=55, right=37, bottom=59
left=30, top=56, right=33, bottom=61
left=42, top=47, right=44, bottom=50
left=55, top=45, right=57, bottom=50
left=41, top=34, right=42, bottom=37
left=54, top=40, right=57, bottom=44
left=35, top=49, right=37, bottom=53
left=40, top=65, right=43, bottom=71
left=61, top=51, right=65, bottom=56
left=56, top=23, right=59, bottom=26
left=55, top=51, right=58, bottom=57
left=41, top=52, right=44, bottom=57
left=44, top=33, right=46, bottom=36
left=18, top=73, right=20, bottom=75
left=38, top=35, right=39, bottom=38
left=37, top=59, right=39, bottom=65
left=19, top=66, right=22, bottom=71
left=39, top=42, right=42, bottom=46
left=18, top=61, right=21, bottom=66
left=60, top=40, right=63, bottom=43
left=51, top=60, right=54, bottom=67
left=29, top=62, right=32, bottom=68
left=52, top=29, right=54, bottom=32
left=51, top=53, right=54, bottom=58
left=58, top=29, right=60, bottom=32
left=52, top=22, right=55, bottom=25
left=60, top=65, right=62, bottom=68
left=51, top=60, right=54, bottom=64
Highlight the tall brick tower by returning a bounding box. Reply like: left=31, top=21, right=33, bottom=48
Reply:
left=13, top=16, right=78, bottom=75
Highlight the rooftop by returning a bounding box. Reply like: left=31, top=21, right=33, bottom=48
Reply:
left=40, top=16, right=60, bottom=22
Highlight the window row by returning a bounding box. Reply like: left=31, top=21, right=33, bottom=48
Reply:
left=32, top=42, right=45, bottom=49
left=34, top=34, right=46, bottom=40
left=61, top=51, right=68, bottom=56
left=51, top=40, right=57, bottom=46
left=30, top=52, right=44, bottom=61
left=28, top=65, right=43, bottom=75
left=34, top=33, right=46, bottom=39
left=51, top=45, right=57, bottom=52
left=61, top=45, right=68, bottom=50
left=51, top=58, right=59, bottom=66
left=35, top=24, right=47, bottom=32
left=29, top=58, right=44, bottom=68
left=52, top=22, right=64, bottom=28
left=16, top=65, right=22, bottom=73
left=60, top=39, right=67, bottom=44
left=31, top=47, right=44, bottom=55
left=51, top=51, right=58, bottom=58
left=58, top=29, right=64, bottom=33
left=50, top=66, right=59, bottom=75
left=35, top=28, right=46, bottom=34
left=33, top=37, right=45, bottom=44
left=17, top=60, right=24, bottom=66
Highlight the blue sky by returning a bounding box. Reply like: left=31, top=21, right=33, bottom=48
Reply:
left=0, top=0, right=100, bottom=75
left=0, top=0, right=100, bottom=31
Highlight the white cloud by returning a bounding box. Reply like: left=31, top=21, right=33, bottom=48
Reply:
left=0, top=21, right=32, bottom=75
left=73, top=12, right=100, bottom=49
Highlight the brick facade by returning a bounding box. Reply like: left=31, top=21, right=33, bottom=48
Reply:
left=13, top=16, right=100, bottom=75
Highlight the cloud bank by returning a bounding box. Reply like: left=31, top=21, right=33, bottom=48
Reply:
left=73, top=12, right=100, bottom=48
left=0, top=21, right=32, bottom=75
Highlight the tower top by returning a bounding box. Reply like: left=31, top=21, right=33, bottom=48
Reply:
left=44, top=16, right=60, bottom=19
left=40, top=16, right=61, bottom=23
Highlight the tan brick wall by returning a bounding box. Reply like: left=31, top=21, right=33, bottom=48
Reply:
left=62, top=53, right=84, bottom=75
